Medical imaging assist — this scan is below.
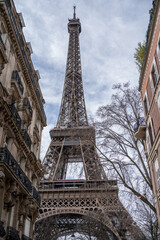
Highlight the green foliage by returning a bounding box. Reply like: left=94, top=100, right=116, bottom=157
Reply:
left=134, top=42, right=146, bottom=72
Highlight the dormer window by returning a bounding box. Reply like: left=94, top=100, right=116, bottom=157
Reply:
left=18, top=13, right=25, bottom=28
left=26, top=42, right=33, bottom=55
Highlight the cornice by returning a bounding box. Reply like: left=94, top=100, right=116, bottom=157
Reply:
left=139, top=0, right=160, bottom=92
left=0, top=1, right=47, bottom=126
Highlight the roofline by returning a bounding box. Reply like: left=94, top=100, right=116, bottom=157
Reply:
left=139, top=0, right=159, bottom=92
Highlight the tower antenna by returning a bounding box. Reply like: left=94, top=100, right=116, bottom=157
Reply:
left=73, top=5, right=76, bottom=19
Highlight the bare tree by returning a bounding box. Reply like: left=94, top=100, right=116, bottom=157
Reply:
left=95, top=82, right=159, bottom=239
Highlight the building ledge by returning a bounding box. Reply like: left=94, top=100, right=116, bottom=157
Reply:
left=134, top=117, right=146, bottom=140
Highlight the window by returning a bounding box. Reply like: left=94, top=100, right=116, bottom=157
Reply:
left=151, top=58, right=159, bottom=88
left=150, top=76, right=154, bottom=94
left=151, top=66, right=157, bottom=87
left=155, top=57, right=159, bottom=77
left=146, top=128, right=151, bottom=152
left=146, top=119, right=155, bottom=152
left=148, top=123, right=154, bottom=146
left=24, top=218, right=31, bottom=237
left=143, top=91, right=149, bottom=116
left=157, top=39, right=160, bottom=62
left=154, top=158, right=160, bottom=189
left=158, top=92, right=160, bottom=111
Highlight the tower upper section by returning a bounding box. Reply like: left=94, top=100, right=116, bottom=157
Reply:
left=56, top=7, right=88, bottom=128
left=68, top=6, right=81, bottom=34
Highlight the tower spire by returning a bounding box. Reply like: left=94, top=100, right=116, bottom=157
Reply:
left=56, top=11, right=87, bottom=128
left=73, top=5, right=76, bottom=19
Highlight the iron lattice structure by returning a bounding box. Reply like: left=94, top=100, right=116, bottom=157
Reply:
left=35, top=8, right=145, bottom=240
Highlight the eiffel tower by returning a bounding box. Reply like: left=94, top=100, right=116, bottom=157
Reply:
left=35, top=7, right=145, bottom=240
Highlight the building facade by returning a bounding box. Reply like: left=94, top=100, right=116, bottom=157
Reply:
left=0, top=0, right=46, bottom=239
left=137, top=0, right=160, bottom=227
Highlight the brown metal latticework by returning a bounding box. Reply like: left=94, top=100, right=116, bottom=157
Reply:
left=35, top=7, right=145, bottom=240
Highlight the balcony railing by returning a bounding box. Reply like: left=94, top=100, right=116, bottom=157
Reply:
left=21, top=129, right=32, bottom=149
left=22, top=235, right=32, bottom=240
left=0, top=147, right=41, bottom=204
left=32, top=186, right=41, bottom=205
left=0, top=147, right=32, bottom=192
left=9, top=104, right=21, bottom=128
left=11, top=70, right=24, bottom=94
left=4, top=0, right=46, bottom=123
left=6, top=227, right=20, bottom=240
left=23, top=97, right=33, bottom=117
left=134, top=117, right=146, bottom=140
left=39, top=180, right=117, bottom=191
left=0, top=220, right=5, bottom=237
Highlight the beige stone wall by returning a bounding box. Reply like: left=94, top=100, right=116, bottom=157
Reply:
left=0, top=0, right=46, bottom=239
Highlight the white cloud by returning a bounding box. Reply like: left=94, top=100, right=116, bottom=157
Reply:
left=40, top=123, right=54, bottom=160
left=14, top=0, right=153, bottom=157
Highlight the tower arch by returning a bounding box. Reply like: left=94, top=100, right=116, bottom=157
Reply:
left=35, top=212, right=120, bottom=240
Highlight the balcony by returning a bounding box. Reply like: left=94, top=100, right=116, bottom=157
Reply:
left=11, top=70, right=24, bottom=98
left=134, top=117, right=146, bottom=140
left=0, top=220, right=5, bottom=237
left=0, top=34, right=7, bottom=65
left=6, top=227, right=20, bottom=240
left=39, top=179, right=118, bottom=192
left=0, top=34, right=6, bottom=51
left=23, top=97, right=33, bottom=117
left=0, top=147, right=32, bottom=192
left=22, top=235, right=32, bottom=240
left=9, top=104, right=21, bottom=128
left=0, top=147, right=41, bottom=204
left=33, top=124, right=40, bottom=141
left=21, top=129, right=32, bottom=149
left=32, top=186, right=41, bottom=205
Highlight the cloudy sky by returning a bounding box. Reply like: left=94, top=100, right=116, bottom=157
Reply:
left=14, top=0, right=152, bottom=159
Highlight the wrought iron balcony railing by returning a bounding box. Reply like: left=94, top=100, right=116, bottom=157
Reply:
left=21, top=129, right=32, bottom=149
left=23, top=97, right=33, bottom=117
left=0, top=147, right=32, bottom=192
left=6, top=227, right=20, bottom=240
left=0, top=34, right=6, bottom=51
left=0, top=147, right=41, bottom=204
left=11, top=70, right=24, bottom=94
left=32, top=186, right=41, bottom=205
left=9, top=104, right=21, bottom=128
left=22, top=235, right=32, bottom=240
left=0, top=220, right=5, bottom=237
left=3, top=0, right=46, bottom=123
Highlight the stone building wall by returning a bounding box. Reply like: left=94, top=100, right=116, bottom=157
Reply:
left=0, top=0, right=46, bottom=239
